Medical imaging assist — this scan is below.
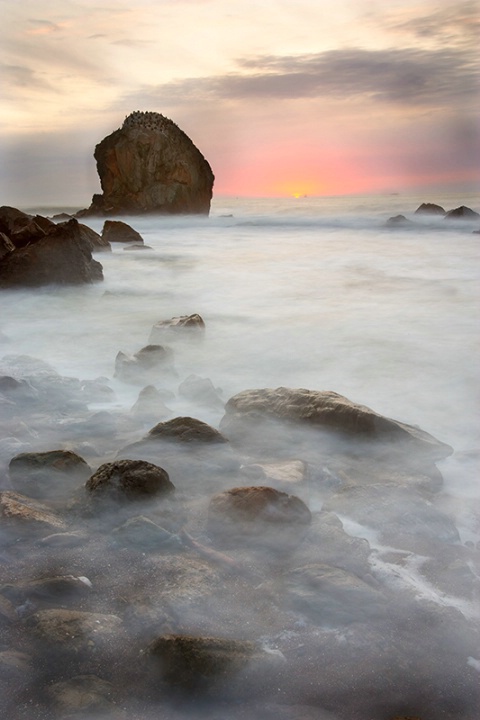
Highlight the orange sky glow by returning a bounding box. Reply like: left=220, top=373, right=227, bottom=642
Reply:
left=1, top=0, right=478, bottom=205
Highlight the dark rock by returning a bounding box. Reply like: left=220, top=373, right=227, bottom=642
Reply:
left=83, top=111, right=214, bottom=215
left=444, top=205, right=480, bottom=220
left=414, top=203, right=445, bottom=215
left=0, top=206, right=33, bottom=235
left=220, top=387, right=453, bottom=463
left=76, top=221, right=111, bottom=252
left=207, top=486, right=311, bottom=550
left=0, top=232, right=15, bottom=260
left=123, top=243, right=152, bottom=251
left=0, top=218, right=103, bottom=288
left=144, top=634, right=284, bottom=694
left=149, top=313, right=205, bottom=344
left=9, top=450, right=91, bottom=501
left=101, top=219, right=144, bottom=244
left=386, top=214, right=414, bottom=227
left=148, top=416, right=226, bottom=443
left=85, top=459, right=174, bottom=501
left=1, top=575, right=92, bottom=606
left=114, top=344, right=174, bottom=385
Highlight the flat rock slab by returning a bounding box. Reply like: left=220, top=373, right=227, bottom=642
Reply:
left=0, top=490, right=67, bottom=536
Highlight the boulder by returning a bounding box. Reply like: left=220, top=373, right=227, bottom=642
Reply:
left=76, top=222, right=111, bottom=252
left=0, top=219, right=103, bottom=288
left=444, top=205, right=480, bottom=220
left=9, top=449, right=91, bottom=501
left=207, top=486, right=311, bottom=550
left=101, top=219, right=144, bottom=244
left=114, top=344, right=174, bottom=385
left=130, top=384, right=173, bottom=423
left=1, top=575, right=92, bottom=606
left=414, top=203, right=445, bottom=215
left=149, top=313, right=205, bottom=344
left=220, top=387, right=453, bottom=463
left=0, top=490, right=67, bottom=536
left=148, top=416, right=226, bottom=444
left=85, top=459, right=174, bottom=501
left=83, top=110, right=214, bottom=215
left=0, top=206, right=47, bottom=248
left=178, top=374, right=224, bottom=409
left=386, top=214, right=414, bottom=227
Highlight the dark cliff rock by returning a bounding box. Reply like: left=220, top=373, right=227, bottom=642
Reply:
left=101, top=220, right=144, bottom=244
left=0, top=218, right=103, bottom=288
left=82, top=110, right=214, bottom=216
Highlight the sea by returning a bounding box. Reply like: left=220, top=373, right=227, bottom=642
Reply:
left=1, top=191, right=480, bottom=717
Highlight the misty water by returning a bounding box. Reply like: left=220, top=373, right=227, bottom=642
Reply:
left=1, top=193, right=480, bottom=719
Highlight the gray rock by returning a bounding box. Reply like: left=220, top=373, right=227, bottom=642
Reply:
left=9, top=449, right=91, bottom=501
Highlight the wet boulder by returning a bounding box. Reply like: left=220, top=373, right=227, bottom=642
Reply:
left=76, top=221, right=111, bottom=252
left=148, top=415, right=226, bottom=444
left=1, top=575, right=92, bottom=607
left=9, top=449, right=91, bottom=501
left=149, top=313, right=205, bottom=344
left=0, top=218, right=103, bottom=288
left=207, top=486, right=311, bottom=550
left=101, top=219, right=144, bottom=244
left=178, top=374, right=224, bottom=409
left=130, top=384, right=173, bottom=424
left=85, top=459, right=174, bottom=503
left=111, top=515, right=181, bottom=552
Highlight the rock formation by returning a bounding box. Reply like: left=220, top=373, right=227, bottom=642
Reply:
left=83, top=111, right=214, bottom=216
left=0, top=218, right=104, bottom=288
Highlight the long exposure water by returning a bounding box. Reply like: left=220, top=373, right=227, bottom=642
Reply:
left=1, top=192, right=479, bottom=719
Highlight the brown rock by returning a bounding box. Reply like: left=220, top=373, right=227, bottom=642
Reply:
left=414, top=203, right=445, bottom=215
left=149, top=313, right=205, bottom=344
left=148, top=416, right=226, bottom=443
left=9, top=449, right=91, bottom=501
left=101, top=219, right=144, bottom=244
left=0, top=490, right=67, bottom=535
left=0, top=218, right=103, bottom=288
left=83, top=111, right=214, bottom=215
left=220, top=387, right=453, bottom=462
left=207, top=486, right=311, bottom=550
left=85, top=459, right=174, bottom=500
left=0, top=232, right=15, bottom=260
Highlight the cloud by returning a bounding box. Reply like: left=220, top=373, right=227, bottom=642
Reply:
left=119, top=45, right=479, bottom=110
left=388, top=0, right=480, bottom=49
left=0, top=63, right=53, bottom=93
left=26, top=18, right=67, bottom=35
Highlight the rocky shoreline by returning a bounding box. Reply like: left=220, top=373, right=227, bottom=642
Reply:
left=1, top=303, right=479, bottom=719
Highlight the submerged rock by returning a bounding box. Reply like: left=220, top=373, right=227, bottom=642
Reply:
left=207, top=485, right=311, bottom=550
left=114, top=344, right=175, bottom=385
left=0, top=490, right=67, bottom=537
left=220, top=387, right=453, bottom=463
left=9, top=449, right=91, bottom=501
left=83, top=110, right=214, bottom=215
left=149, top=313, right=206, bottom=344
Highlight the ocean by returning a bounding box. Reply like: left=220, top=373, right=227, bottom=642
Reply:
left=1, top=191, right=479, bottom=718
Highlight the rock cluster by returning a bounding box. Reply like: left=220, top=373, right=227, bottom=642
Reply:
left=0, top=207, right=107, bottom=288
left=82, top=111, right=215, bottom=216
left=0, top=312, right=479, bottom=720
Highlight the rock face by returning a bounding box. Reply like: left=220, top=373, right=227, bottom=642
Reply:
left=0, top=219, right=103, bottom=288
left=101, top=220, right=144, bottom=244
left=414, top=203, right=445, bottom=215
left=84, top=111, right=214, bottom=215
left=444, top=205, right=480, bottom=220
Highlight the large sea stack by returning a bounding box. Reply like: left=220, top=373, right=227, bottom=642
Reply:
left=83, top=111, right=214, bottom=216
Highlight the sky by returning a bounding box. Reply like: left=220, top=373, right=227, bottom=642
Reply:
left=0, top=0, right=479, bottom=205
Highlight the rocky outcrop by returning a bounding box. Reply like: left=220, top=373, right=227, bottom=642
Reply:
left=83, top=111, right=214, bottom=216
left=0, top=218, right=103, bottom=288
left=444, top=205, right=480, bottom=220
left=414, top=203, right=445, bottom=215
left=149, top=313, right=205, bottom=344
left=101, top=220, right=144, bottom=244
